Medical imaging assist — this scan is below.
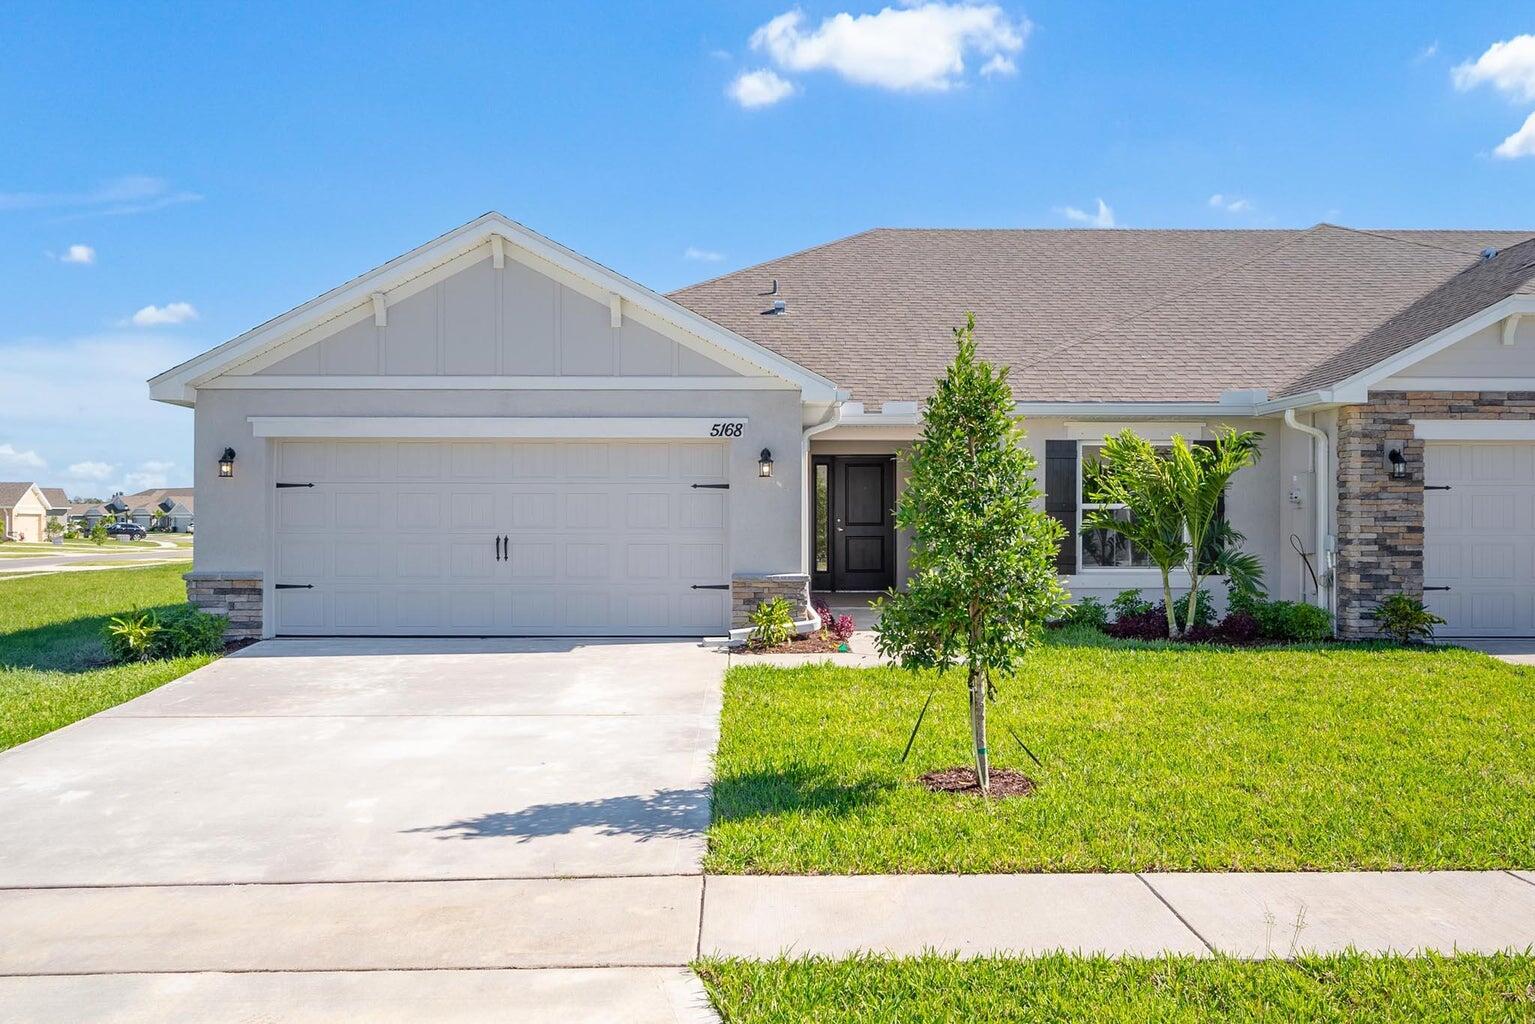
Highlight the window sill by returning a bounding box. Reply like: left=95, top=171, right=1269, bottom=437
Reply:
left=1062, top=568, right=1192, bottom=588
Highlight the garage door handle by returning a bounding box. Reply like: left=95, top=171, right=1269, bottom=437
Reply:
left=275, top=583, right=313, bottom=590
left=275, top=482, right=315, bottom=488
left=1424, top=586, right=1451, bottom=591
left=691, top=483, right=730, bottom=489
left=1424, top=485, right=1451, bottom=491
left=691, top=584, right=729, bottom=590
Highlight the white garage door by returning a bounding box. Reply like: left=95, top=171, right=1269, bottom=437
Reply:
left=271, top=439, right=730, bottom=636
left=1423, top=441, right=1535, bottom=637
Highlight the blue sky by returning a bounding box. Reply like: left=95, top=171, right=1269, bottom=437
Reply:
left=2, top=2, right=1532, bottom=498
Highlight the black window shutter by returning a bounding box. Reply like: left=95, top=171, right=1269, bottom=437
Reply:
left=1045, top=440, right=1078, bottom=575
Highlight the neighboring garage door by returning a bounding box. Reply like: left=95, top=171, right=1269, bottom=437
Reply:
left=1423, top=441, right=1535, bottom=637
left=10, top=513, right=42, bottom=542
left=272, top=438, right=729, bottom=636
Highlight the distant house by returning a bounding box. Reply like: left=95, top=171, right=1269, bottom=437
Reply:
left=39, top=488, right=70, bottom=527
left=66, top=489, right=194, bottom=533
left=0, top=482, right=50, bottom=542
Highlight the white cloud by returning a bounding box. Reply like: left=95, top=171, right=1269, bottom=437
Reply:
left=0, top=331, right=198, bottom=497
left=129, top=302, right=199, bottom=327
left=728, top=68, right=798, bottom=108
left=684, top=246, right=725, bottom=262
left=1058, top=198, right=1117, bottom=228
left=57, top=243, right=96, bottom=264
left=67, top=460, right=115, bottom=481
left=1208, top=193, right=1253, bottom=213
left=123, top=460, right=176, bottom=491
left=747, top=3, right=1030, bottom=92
left=0, top=442, right=47, bottom=472
left=1494, top=110, right=1535, bottom=158
left=979, top=53, right=1015, bottom=77
left=1453, top=34, right=1535, bottom=101
left=0, top=175, right=202, bottom=218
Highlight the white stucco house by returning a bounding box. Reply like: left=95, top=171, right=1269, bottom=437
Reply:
left=151, top=213, right=1535, bottom=641
left=0, top=482, right=52, bottom=543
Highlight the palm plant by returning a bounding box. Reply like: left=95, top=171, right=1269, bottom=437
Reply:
left=1084, top=429, right=1263, bottom=637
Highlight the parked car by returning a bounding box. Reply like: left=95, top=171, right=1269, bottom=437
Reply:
left=106, top=522, right=148, bottom=540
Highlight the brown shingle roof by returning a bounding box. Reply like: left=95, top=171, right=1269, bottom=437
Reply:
left=0, top=482, right=39, bottom=508
left=670, top=225, right=1534, bottom=405
left=39, top=487, right=70, bottom=509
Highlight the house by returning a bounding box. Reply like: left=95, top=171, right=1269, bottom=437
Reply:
left=122, top=489, right=195, bottom=533
left=39, top=487, right=70, bottom=528
left=0, top=482, right=51, bottom=542
left=150, top=213, right=1535, bottom=641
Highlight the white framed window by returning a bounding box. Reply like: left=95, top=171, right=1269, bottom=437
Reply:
left=1077, top=441, right=1162, bottom=571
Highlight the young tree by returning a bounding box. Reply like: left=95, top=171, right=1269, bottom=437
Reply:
left=875, top=315, right=1067, bottom=794
left=1083, top=429, right=1263, bottom=637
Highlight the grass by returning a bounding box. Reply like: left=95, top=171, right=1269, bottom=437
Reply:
left=707, top=627, right=1535, bottom=873
left=0, top=539, right=170, bottom=558
left=696, top=953, right=1535, bottom=1023
left=0, top=562, right=215, bottom=752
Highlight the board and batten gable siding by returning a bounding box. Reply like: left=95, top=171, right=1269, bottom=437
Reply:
left=252, top=254, right=745, bottom=380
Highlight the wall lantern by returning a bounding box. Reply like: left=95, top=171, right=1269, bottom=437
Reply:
left=758, top=448, right=774, bottom=478
left=1386, top=447, right=1407, bottom=480
left=218, top=447, right=237, bottom=479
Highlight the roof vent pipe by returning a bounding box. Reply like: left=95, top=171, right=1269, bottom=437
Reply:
left=770, top=278, right=778, bottom=295
left=772, top=299, right=787, bottom=315
left=1481, top=247, right=1499, bottom=261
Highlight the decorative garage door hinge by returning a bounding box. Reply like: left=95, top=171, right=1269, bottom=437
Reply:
left=691, top=584, right=729, bottom=590
left=690, top=483, right=730, bottom=489
left=274, top=583, right=314, bottom=589
left=275, top=482, right=315, bottom=488
left=1424, top=485, right=1452, bottom=491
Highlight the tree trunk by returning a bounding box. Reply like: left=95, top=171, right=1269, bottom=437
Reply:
left=1185, top=569, right=1203, bottom=636
left=1161, top=568, right=1179, bottom=638
left=968, top=661, right=989, bottom=794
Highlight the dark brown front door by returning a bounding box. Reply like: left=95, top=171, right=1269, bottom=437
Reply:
left=821, top=456, right=896, bottom=592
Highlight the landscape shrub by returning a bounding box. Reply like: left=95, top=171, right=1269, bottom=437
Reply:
left=1171, top=587, right=1216, bottom=630
left=1214, top=611, right=1261, bottom=644
left=1062, top=596, right=1109, bottom=630
left=104, top=605, right=228, bottom=664
left=1109, top=589, right=1152, bottom=622
left=812, top=600, right=856, bottom=642
left=747, top=597, right=796, bottom=650
left=1250, top=599, right=1333, bottom=643
left=1372, top=594, right=1445, bottom=644
left=1103, top=608, right=1170, bottom=641
left=828, top=614, right=856, bottom=642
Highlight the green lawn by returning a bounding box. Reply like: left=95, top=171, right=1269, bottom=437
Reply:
left=0, top=563, right=214, bottom=751
left=707, top=628, right=1535, bottom=873
left=696, top=953, right=1535, bottom=1023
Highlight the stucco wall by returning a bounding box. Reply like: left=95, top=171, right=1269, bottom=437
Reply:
left=192, top=387, right=806, bottom=585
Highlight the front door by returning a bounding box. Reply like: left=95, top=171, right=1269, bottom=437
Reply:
left=815, top=456, right=896, bottom=592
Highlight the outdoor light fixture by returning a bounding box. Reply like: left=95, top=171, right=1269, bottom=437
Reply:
left=218, top=447, right=236, bottom=479
left=1387, top=447, right=1407, bottom=480
left=758, top=448, right=774, bottom=478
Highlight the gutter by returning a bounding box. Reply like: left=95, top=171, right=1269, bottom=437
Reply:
left=1283, top=408, right=1334, bottom=615
left=799, top=401, right=844, bottom=585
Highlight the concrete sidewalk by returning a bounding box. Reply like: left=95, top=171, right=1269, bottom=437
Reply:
left=701, top=870, right=1535, bottom=959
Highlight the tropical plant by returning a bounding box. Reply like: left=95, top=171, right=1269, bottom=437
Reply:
left=105, top=612, right=164, bottom=663
left=1083, top=428, right=1263, bottom=637
left=89, top=523, right=108, bottom=546
left=875, top=314, right=1067, bottom=794
left=1372, top=594, right=1445, bottom=645
left=45, top=516, right=64, bottom=540
left=747, top=597, right=796, bottom=650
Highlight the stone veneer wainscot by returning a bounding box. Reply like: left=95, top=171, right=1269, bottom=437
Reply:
left=185, top=571, right=263, bottom=640
left=730, top=573, right=812, bottom=629
left=1334, top=391, right=1535, bottom=639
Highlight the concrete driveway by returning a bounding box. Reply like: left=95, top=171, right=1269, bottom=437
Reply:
left=0, top=638, right=723, bottom=1022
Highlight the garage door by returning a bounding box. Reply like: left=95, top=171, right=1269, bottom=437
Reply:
left=272, top=439, right=729, bottom=636
left=1423, top=441, right=1535, bottom=637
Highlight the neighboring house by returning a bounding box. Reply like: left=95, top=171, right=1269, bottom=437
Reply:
left=0, top=482, right=51, bottom=542
left=39, top=488, right=70, bottom=531
left=121, top=489, right=195, bottom=532
left=150, top=213, right=1535, bottom=641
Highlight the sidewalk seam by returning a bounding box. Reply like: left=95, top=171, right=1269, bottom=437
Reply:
left=695, top=875, right=708, bottom=961
left=1505, top=869, right=1535, bottom=889
left=1135, top=874, right=1216, bottom=954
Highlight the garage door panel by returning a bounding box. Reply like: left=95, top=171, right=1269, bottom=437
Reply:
left=1424, top=441, right=1535, bottom=637
left=273, top=438, right=730, bottom=636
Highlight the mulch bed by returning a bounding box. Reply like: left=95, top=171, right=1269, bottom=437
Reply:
left=919, top=766, right=1037, bottom=799
left=738, top=633, right=849, bottom=655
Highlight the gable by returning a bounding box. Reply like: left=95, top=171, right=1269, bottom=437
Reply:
left=1376, top=312, right=1535, bottom=389
left=247, top=254, right=742, bottom=379
left=151, top=213, right=841, bottom=405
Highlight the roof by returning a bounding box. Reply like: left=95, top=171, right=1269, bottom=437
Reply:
left=120, top=488, right=194, bottom=514
left=39, top=487, right=70, bottom=509
left=670, top=225, right=1535, bottom=406
left=0, top=482, right=42, bottom=508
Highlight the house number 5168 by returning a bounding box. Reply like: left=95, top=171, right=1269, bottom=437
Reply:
left=709, top=422, right=744, bottom=437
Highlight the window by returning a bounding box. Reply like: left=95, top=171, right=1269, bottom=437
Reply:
left=1078, top=442, right=1161, bottom=570
left=813, top=462, right=830, bottom=573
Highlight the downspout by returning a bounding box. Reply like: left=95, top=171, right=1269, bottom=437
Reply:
left=1283, top=408, right=1332, bottom=616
